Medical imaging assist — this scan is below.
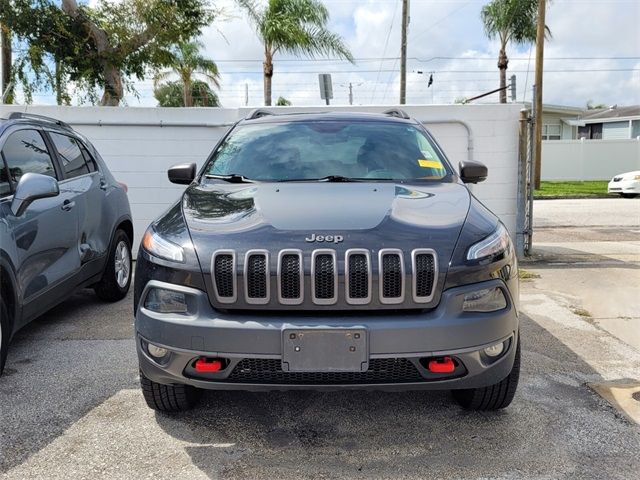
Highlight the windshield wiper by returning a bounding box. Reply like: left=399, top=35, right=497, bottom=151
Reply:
left=204, top=173, right=256, bottom=183
left=280, top=175, right=363, bottom=183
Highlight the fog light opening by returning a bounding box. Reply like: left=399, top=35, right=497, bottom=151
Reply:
left=147, top=343, right=169, bottom=359
left=194, top=357, right=226, bottom=373
left=484, top=342, right=505, bottom=358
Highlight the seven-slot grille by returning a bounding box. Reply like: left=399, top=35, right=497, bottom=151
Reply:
left=211, top=248, right=437, bottom=306
left=244, top=250, right=269, bottom=304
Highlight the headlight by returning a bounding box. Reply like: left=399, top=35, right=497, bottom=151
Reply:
left=144, top=288, right=188, bottom=314
left=142, top=227, right=185, bottom=262
left=466, top=223, right=511, bottom=261
left=462, top=287, right=507, bottom=312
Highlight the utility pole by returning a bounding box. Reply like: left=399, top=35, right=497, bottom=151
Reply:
left=245, top=83, right=249, bottom=106
left=348, top=83, right=353, bottom=105
left=533, top=0, right=546, bottom=189
left=399, top=0, right=409, bottom=104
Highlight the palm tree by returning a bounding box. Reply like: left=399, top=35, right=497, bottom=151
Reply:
left=237, top=0, right=354, bottom=106
left=155, top=40, right=220, bottom=107
left=481, top=0, right=549, bottom=103
left=154, top=80, right=221, bottom=107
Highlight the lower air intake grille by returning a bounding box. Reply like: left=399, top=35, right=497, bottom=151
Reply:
left=280, top=254, right=301, bottom=300
left=348, top=254, right=369, bottom=299
left=246, top=254, right=267, bottom=299
left=381, top=253, right=403, bottom=299
left=226, top=358, right=423, bottom=384
left=214, top=254, right=234, bottom=298
left=415, top=253, right=435, bottom=298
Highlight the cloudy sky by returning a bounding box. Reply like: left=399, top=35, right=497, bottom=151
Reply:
left=32, top=0, right=640, bottom=108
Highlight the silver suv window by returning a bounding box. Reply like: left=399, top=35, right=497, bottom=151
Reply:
left=49, top=132, right=93, bottom=179
left=205, top=121, right=450, bottom=181
left=1, top=129, right=57, bottom=188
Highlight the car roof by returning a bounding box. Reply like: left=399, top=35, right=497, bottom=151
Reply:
left=1, top=112, right=74, bottom=134
left=240, top=110, right=420, bottom=126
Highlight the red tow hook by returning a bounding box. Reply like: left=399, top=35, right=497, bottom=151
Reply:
left=194, top=358, right=223, bottom=373
left=427, top=356, right=456, bottom=373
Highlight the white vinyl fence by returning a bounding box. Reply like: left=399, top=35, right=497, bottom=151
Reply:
left=0, top=104, right=524, bottom=253
left=542, top=138, right=640, bottom=181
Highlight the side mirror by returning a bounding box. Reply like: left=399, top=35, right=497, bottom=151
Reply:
left=459, top=161, right=488, bottom=184
left=168, top=163, right=196, bottom=185
left=11, top=173, right=60, bottom=217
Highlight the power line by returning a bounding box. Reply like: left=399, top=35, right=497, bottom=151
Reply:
left=372, top=0, right=399, bottom=102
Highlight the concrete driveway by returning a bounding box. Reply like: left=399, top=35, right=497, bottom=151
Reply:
left=1, top=198, right=639, bottom=479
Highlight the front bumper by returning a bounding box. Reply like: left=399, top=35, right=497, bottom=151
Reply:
left=608, top=179, right=640, bottom=194
left=135, top=279, right=519, bottom=391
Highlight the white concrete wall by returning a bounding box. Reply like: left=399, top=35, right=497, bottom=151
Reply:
left=542, top=138, right=640, bottom=181
left=0, top=104, right=524, bottom=252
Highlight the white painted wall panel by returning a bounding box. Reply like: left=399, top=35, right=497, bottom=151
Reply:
left=0, top=104, right=523, bottom=254
left=541, top=138, right=640, bottom=180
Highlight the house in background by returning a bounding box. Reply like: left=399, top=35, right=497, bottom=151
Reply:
left=526, top=104, right=640, bottom=141
left=574, top=105, right=640, bottom=140
left=524, top=103, right=585, bottom=140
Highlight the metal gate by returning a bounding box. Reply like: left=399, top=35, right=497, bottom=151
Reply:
left=517, top=107, right=534, bottom=256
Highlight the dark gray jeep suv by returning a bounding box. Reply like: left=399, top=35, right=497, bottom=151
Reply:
left=0, top=113, right=133, bottom=374
left=134, top=109, right=519, bottom=412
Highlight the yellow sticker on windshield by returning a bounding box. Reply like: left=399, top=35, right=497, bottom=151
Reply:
left=418, top=159, right=444, bottom=169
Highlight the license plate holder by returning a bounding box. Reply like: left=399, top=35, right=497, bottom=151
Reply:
left=282, top=328, right=368, bottom=372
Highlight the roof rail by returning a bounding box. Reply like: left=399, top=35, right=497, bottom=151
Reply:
left=8, top=112, right=73, bottom=130
left=246, top=109, right=274, bottom=120
left=382, top=108, right=411, bottom=120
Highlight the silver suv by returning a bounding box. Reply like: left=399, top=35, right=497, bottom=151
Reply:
left=0, top=113, right=133, bottom=374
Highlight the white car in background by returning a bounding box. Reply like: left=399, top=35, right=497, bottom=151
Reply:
left=608, top=170, right=640, bottom=198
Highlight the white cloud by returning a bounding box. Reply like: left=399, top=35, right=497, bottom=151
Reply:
left=18, top=0, right=640, bottom=108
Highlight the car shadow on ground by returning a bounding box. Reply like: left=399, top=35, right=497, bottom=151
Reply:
left=152, top=316, right=640, bottom=479
left=0, top=289, right=137, bottom=473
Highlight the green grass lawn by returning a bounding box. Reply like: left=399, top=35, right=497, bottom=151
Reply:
left=534, top=181, right=609, bottom=198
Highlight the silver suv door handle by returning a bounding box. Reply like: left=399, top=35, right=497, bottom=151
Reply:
left=99, top=179, right=108, bottom=190
left=61, top=200, right=75, bottom=211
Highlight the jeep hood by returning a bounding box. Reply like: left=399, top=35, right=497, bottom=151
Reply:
left=181, top=181, right=470, bottom=267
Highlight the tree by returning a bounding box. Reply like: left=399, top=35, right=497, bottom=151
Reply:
left=586, top=100, right=607, bottom=110
left=276, top=96, right=291, bottom=106
left=481, top=0, right=549, bottom=103
left=237, top=0, right=353, bottom=106
left=0, top=0, right=216, bottom=105
left=1, top=22, right=12, bottom=103
left=155, top=41, right=220, bottom=107
left=154, top=79, right=221, bottom=107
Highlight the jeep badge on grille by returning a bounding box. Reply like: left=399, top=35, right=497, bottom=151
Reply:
left=305, top=233, right=344, bottom=244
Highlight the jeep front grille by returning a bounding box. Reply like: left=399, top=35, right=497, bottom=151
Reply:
left=412, top=249, right=438, bottom=303
left=244, top=250, right=269, bottom=304
left=311, top=250, right=338, bottom=305
left=345, top=249, right=371, bottom=304
left=379, top=249, right=404, bottom=304
left=212, top=251, right=236, bottom=303
left=210, top=248, right=437, bottom=307
left=278, top=250, right=303, bottom=305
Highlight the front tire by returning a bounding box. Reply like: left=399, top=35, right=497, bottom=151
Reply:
left=452, top=339, right=521, bottom=411
left=0, top=297, right=10, bottom=376
left=140, top=371, right=201, bottom=413
left=94, top=229, right=132, bottom=301
left=620, top=193, right=639, bottom=199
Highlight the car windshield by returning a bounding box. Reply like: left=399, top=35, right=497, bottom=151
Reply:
left=203, top=120, right=452, bottom=182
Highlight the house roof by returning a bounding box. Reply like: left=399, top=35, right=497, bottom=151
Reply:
left=524, top=102, right=585, bottom=115
left=579, top=105, right=640, bottom=122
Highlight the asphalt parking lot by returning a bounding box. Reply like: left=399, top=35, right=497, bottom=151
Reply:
left=1, top=198, right=639, bottom=479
